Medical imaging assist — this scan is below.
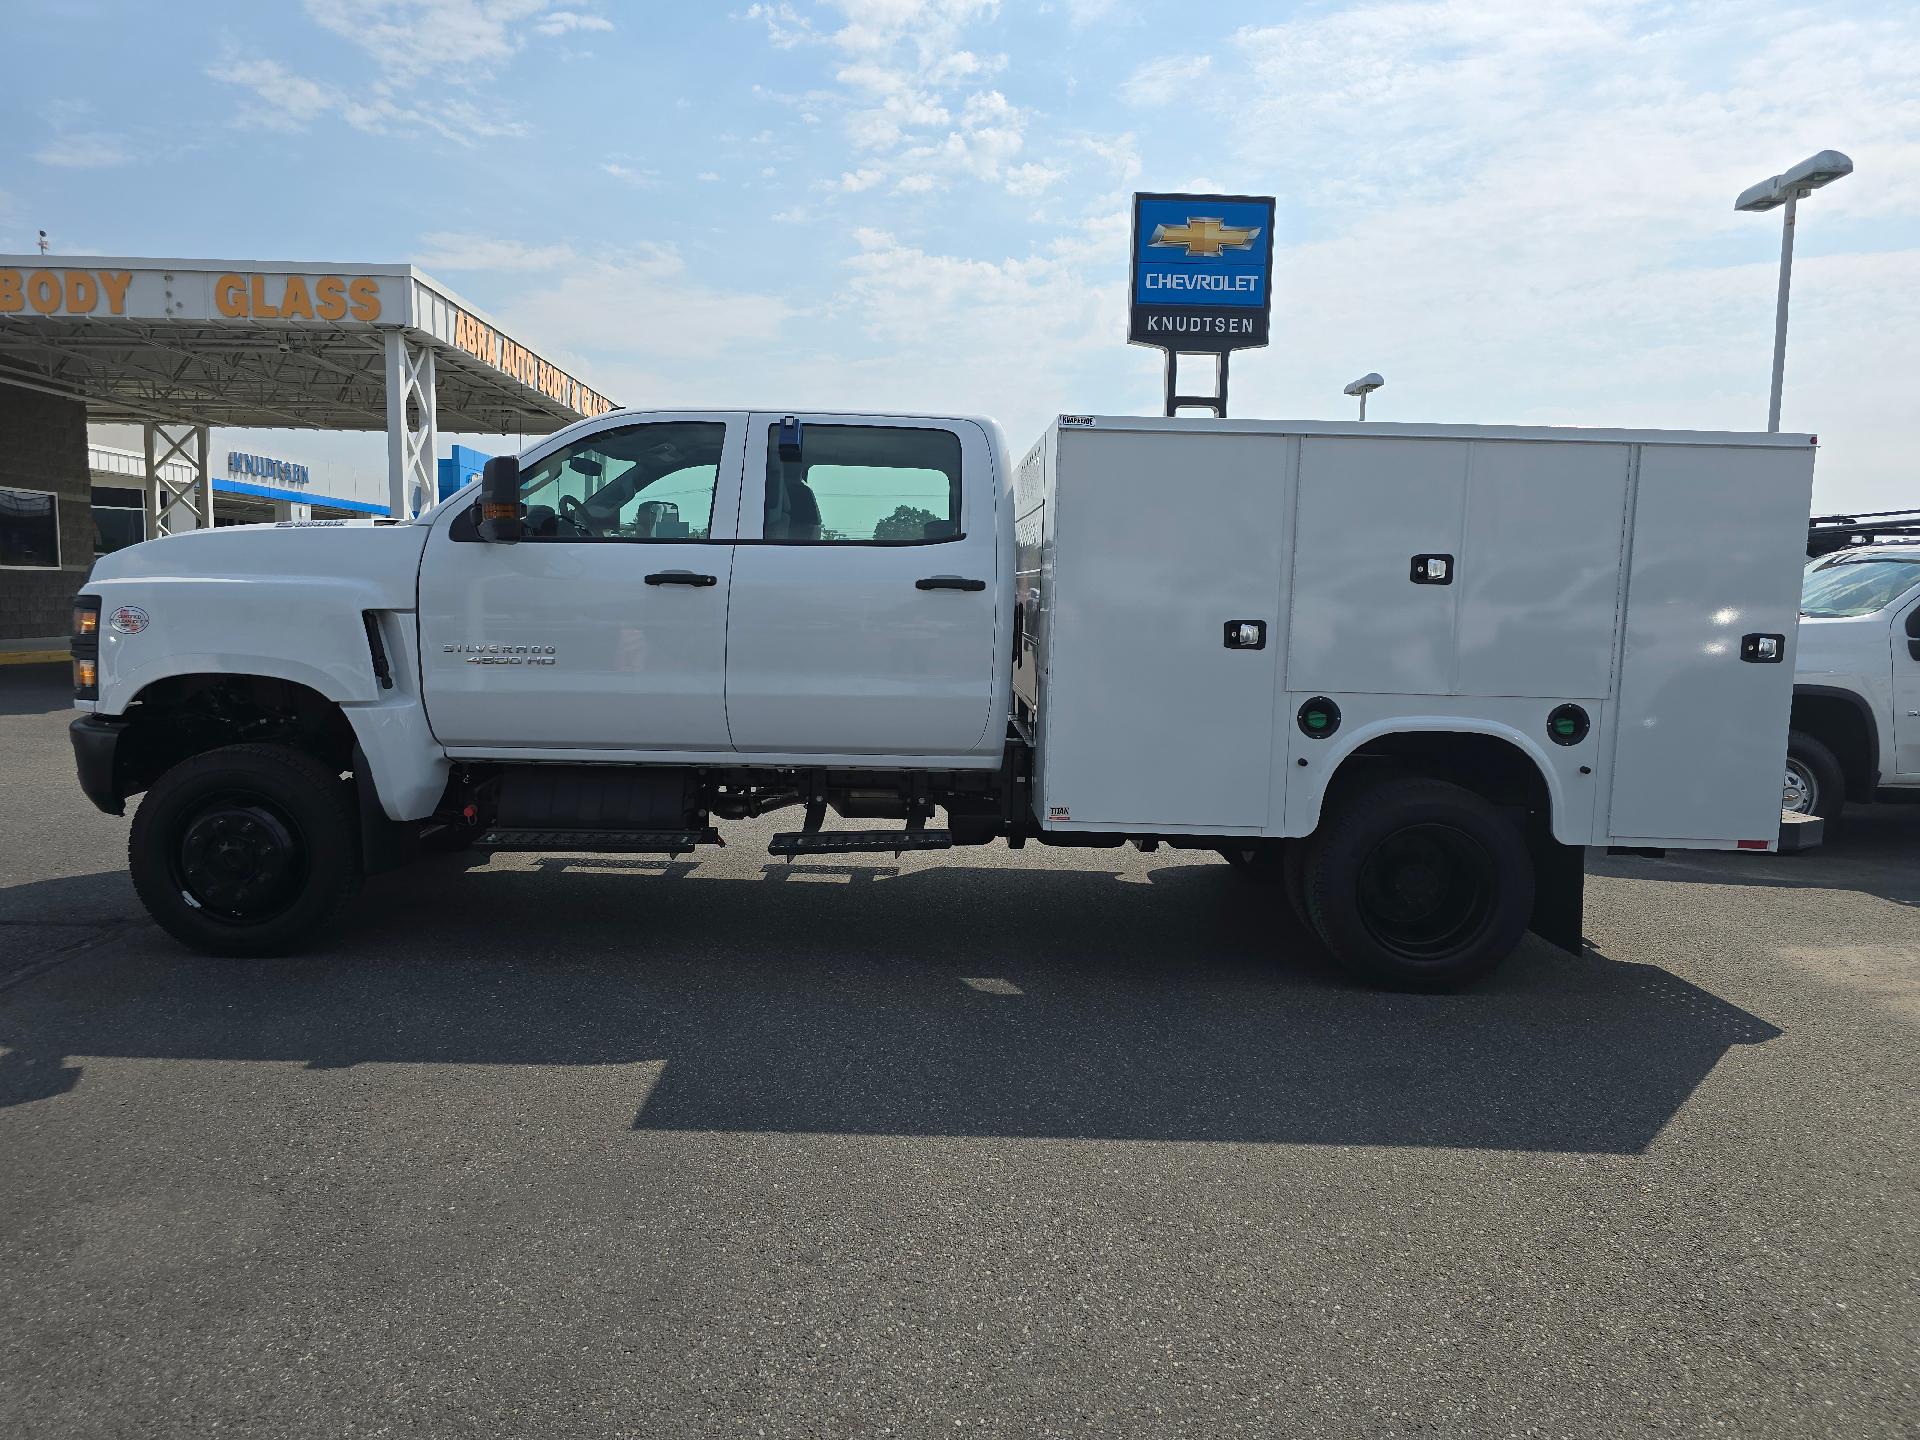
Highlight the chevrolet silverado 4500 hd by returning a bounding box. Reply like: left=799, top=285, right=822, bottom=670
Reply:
left=69, top=410, right=1816, bottom=989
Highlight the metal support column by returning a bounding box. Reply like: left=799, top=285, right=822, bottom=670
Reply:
left=145, top=422, right=212, bottom=536
left=1766, top=193, right=1797, bottom=434
left=384, top=330, right=438, bottom=520
left=1162, top=350, right=1229, bottom=417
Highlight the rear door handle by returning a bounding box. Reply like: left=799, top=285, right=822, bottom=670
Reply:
left=645, top=571, right=717, bottom=587
left=916, top=576, right=986, bottom=591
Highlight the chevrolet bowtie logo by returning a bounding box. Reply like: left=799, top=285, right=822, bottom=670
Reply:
left=1149, top=217, right=1261, bottom=258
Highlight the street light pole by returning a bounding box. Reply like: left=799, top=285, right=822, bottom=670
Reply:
left=1766, top=194, right=1796, bottom=434
left=1735, top=149, right=1852, bottom=433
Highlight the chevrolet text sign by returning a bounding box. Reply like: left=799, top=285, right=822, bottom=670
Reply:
left=1128, top=192, right=1276, bottom=352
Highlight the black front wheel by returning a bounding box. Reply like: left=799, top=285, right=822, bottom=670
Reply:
left=129, top=744, right=358, bottom=956
left=1305, top=777, right=1533, bottom=990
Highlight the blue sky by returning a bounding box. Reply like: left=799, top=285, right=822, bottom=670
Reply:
left=4, top=0, right=1917, bottom=509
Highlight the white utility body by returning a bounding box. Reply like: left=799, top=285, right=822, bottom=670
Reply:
left=70, top=409, right=1816, bottom=989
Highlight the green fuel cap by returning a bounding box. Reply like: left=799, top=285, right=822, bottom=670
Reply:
left=1547, top=704, right=1590, bottom=747
left=1297, top=697, right=1341, bottom=739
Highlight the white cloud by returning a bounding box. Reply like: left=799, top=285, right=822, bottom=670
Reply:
left=742, top=0, right=1051, bottom=197
left=499, top=246, right=797, bottom=365
left=697, top=171, right=722, bottom=182
left=602, top=161, right=658, bottom=186
left=210, top=48, right=526, bottom=143
left=211, top=2, right=593, bottom=141
left=742, top=2, right=812, bottom=48
left=1120, top=53, right=1209, bottom=107
left=33, top=133, right=133, bottom=169
left=1004, top=162, right=1063, bottom=197
left=300, top=0, right=559, bottom=80
left=417, top=234, right=575, bottom=270
left=533, top=9, right=612, bottom=36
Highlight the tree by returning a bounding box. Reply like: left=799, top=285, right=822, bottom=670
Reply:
left=873, top=504, right=940, bottom=541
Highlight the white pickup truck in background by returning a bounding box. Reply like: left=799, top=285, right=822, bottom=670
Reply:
left=1788, top=524, right=1920, bottom=823
left=69, top=410, right=1815, bottom=989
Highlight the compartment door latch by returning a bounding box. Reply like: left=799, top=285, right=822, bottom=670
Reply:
left=1223, top=620, right=1267, bottom=650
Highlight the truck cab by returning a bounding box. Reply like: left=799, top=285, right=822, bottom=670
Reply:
left=1788, top=543, right=1920, bottom=821
left=415, top=408, right=1013, bottom=766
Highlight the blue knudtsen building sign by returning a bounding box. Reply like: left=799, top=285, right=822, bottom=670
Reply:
left=1128, top=193, right=1277, bottom=351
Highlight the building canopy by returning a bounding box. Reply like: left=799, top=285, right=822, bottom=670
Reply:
left=0, top=256, right=616, bottom=524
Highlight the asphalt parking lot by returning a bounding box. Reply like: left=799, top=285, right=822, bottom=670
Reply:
left=2, top=665, right=1915, bottom=1438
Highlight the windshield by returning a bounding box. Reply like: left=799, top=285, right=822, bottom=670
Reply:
left=1800, top=556, right=1920, bottom=618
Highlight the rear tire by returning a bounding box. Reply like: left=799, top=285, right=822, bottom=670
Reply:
left=1304, top=777, right=1532, bottom=991
left=129, top=743, right=358, bottom=957
left=1784, top=730, right=1844, bottom=824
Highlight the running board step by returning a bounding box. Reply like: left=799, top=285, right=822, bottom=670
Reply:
left=768, top=829, right=953, bottom=857
left=475, top=827, right=720, bottom=854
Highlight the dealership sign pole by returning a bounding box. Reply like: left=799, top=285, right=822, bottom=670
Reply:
left=1128, top=192, right=1276, bottom=418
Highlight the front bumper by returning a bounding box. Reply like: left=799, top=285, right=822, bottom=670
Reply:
left=70, top=714, right=130, bottom=816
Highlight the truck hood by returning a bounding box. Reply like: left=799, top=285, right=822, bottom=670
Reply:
left=88, top=519, right=429, bottom=600
left=1794, top=612, right=1885, bottom=681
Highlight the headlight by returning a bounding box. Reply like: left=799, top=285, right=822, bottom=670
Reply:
left=71, top=595, right=101, bottom=700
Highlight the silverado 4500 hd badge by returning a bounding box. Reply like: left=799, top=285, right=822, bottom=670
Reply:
left=443, top=643, right=557, bottom=666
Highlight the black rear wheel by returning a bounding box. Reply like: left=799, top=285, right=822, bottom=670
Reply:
left=1305, top=777, right=1532, bottom=990
left=130, top=744, right=358, bottom=956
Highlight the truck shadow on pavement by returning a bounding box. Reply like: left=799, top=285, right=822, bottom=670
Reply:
left=0, top=854, right=1780, bottom=1152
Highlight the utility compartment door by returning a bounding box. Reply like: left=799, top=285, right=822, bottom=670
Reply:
left=1609, top=444, right=1815, bottom=842
left=1287, top=437, right=1468, bottom=695
left=1037, top=429, right=1285, bottom=830
left=1455, top=441, right=1629, bottom=699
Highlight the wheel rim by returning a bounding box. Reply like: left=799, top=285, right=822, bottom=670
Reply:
left=1354, top=822, right=1497, bottom=962
left=1783, top=760, right=1817, bottom=815
left=169, top=792, right=308, bottom=924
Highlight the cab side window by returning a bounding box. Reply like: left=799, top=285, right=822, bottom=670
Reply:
left=763, top=424, right=961, bottom=544
left=515, top=422, right=725, bottom=541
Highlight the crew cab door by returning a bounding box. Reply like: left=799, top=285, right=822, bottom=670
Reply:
left=418, top=413, right=746, bottom=752
left=723, top=414, right=1000, bottom=757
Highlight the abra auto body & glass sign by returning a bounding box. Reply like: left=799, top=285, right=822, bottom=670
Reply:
left=1128, top=192, right=1276, bottom=352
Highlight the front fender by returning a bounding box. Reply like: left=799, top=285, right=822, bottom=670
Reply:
left=90, top=577, right=394, bottom=715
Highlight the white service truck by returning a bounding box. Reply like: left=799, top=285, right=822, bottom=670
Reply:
left=1787, top=535, right=1920, bottom=822
left=69, top=411, right=1816, bottom=989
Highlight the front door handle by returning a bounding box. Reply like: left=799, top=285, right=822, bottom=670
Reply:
left=916, top=576, right=986, bottom=591
left=645, top=571, right=717, bottom=587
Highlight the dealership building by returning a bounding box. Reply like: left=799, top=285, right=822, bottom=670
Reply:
left=0, top=255, right=614, bottom=648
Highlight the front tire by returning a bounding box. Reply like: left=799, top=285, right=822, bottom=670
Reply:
left=1784, top=730, right=1844, bottom=824
left=1304, top=777, right=1533, bottom=991
left=129, top=744, right=358, bottom=956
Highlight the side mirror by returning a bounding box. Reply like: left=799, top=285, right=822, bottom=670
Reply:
left=478, top=455, right=522, bottom=543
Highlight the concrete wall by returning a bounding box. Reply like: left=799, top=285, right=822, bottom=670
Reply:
left=0, top=383, right=93, bottom=645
